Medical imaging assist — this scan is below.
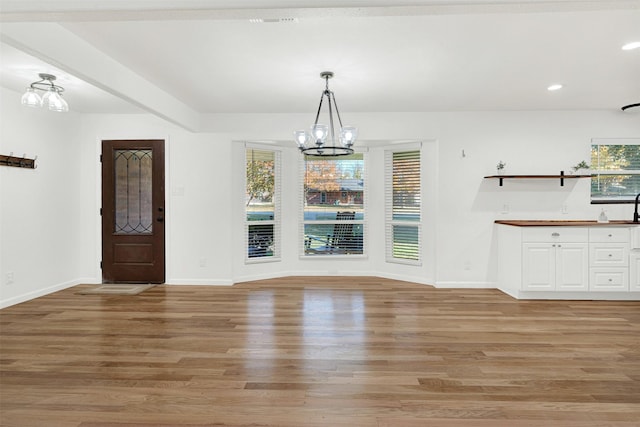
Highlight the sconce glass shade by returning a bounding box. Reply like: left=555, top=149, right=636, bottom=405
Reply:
left=42, top=88, right=69, bottom=112
left=21, top=87, right=42, bottom=108
left=340, top=126, right=357, bottom=147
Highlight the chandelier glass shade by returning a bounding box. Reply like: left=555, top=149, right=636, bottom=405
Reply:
left=295, top=71, right=357, bottom=156
left=21, top=73, right=69, bottom=113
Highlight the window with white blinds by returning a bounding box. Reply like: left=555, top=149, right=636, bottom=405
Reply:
left=245, top=146, right=281, bottom=261
left=301, top=153, right=365, bottom=256
left=591, top=139, right=640, bottom=204
left=385, top=148, right=421, bottom=264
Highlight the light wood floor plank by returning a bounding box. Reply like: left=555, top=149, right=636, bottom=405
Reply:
left=1, top=276, right=639, bottom=426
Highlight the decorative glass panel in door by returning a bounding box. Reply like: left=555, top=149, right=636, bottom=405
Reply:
left=114, top=149, right=153, bottom=234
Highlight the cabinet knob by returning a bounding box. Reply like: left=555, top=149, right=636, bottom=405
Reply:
left=552, top=232, right=560, bottom=237
left=608, top=234, right=613, bottom=237
left=608, top=254, right=613, bottom=257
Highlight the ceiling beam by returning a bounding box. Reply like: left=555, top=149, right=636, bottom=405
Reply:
left=0, top=22, right=201, bottom=131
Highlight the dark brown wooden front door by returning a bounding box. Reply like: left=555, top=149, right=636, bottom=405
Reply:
left=101, top=139, right=165, bottom=283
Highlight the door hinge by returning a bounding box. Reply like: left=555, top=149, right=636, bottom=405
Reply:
left=100, top=261, right=103, bottom=269
left=100, top=208, right=103, bottom=216
left=100, top=154, right=103, bottom=162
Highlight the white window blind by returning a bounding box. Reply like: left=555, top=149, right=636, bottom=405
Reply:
left=245, top=146, right=281, bottom=261
left=300, top=153, right=365, bottom=256
left=385, top=148, right=421, bottom=264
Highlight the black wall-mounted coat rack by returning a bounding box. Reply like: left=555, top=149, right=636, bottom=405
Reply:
left=0, top=153, right=37, bottom=169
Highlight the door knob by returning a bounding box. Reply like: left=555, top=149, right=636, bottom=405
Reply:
left=157, top=217, right=164, bottom=222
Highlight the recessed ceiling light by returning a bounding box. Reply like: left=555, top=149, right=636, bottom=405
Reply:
left=622, top=41, right=640, bottom=51
left=547, top=84, right=563, bottom=91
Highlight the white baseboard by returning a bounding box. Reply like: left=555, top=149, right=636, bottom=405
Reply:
left=434, top=281, right=497, bottom=289
left=164, top=279, right=233, bottom=285
left=0, top=277, right=92, bottom=309
left=375, top=271, right=434, bottom=286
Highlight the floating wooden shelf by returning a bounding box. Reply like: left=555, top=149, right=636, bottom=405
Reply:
left=484, top=173, right=591, bottom=186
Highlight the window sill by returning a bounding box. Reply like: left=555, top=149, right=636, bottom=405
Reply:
left=245, top=256, right=281, bottom=265
left=299, top=254, right=368, bottom=260
left=386, top=258, right=422, bottom=266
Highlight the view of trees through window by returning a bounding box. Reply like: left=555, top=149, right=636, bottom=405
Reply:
left=591, top=143, right=640, bottom=202
left=245, top=148, right=277, bottom=258
left=303, top=154, right=364, bottom=255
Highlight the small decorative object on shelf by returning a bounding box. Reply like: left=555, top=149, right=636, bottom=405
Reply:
left=496, top=160, right=506, bottom=175
left=571, top=160, right=590, bottom=174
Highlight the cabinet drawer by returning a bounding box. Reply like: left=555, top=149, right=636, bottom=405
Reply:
left=589, top=228, right=630, bottom=243
left=522, top=227, right=588, bottom=243
left=589, top=268, right=629, bottom=291
left=590, top=243, right=629, bottom=266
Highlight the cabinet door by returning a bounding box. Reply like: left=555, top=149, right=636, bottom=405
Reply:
left=630, top=253, right=640, bottom=291
left=555, top=243, right=589, bottom=291
left=523, top=243, right=555, bottom=291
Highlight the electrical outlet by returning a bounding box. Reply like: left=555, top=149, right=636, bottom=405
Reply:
left=6, top=272, right=14, bottom=285
left=502, top=204, right=509, bottom=214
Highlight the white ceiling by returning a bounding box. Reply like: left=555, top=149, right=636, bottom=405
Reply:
left=1, top=0, right=639, bottom=130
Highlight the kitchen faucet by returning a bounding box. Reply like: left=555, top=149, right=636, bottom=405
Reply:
left=634, top=193, right=640, bottom=223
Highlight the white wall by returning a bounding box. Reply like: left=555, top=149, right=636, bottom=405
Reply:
left=2, top=89, right=639, bottom=307
left=208, top=110, right=640, bottom=287
left=0, top=87, right=83, bottom=307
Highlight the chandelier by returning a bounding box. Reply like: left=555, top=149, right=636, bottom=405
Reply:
left=21, top=73, right=69, bottom=113
left=294, top=71, right=357, bottom=156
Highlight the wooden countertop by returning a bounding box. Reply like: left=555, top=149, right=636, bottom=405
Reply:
left=495, top=220, right=640, bottom=227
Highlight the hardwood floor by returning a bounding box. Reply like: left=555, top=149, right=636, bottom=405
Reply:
left=1, top=276, right=639, bottom=427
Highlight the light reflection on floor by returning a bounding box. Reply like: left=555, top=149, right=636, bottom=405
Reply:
left=244, top=287, right=367, bottom=382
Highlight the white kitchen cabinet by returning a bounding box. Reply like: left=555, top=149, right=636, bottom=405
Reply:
left=629, top=252, right=640, bottom=291
left=522, top=242, right=588, bottom=291
left=629, top=228, right=640, bottom=291
left=589, top=268, right=629, bottom=291
left=588, top=228, right=629, bottom=291
left=497, top=222, right=640, bottom=300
